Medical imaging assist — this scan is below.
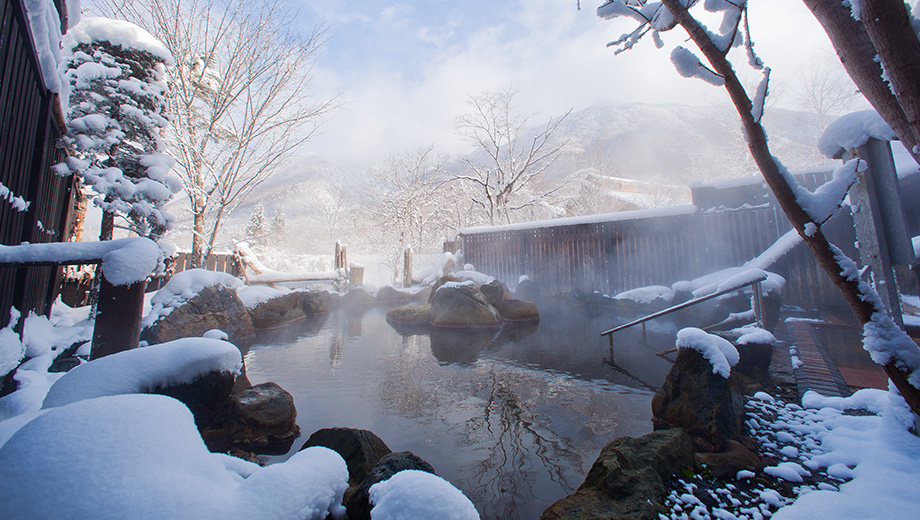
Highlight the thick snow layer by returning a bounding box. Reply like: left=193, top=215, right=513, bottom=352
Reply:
left=41, top=338, right=242, bottom=409
left=818, top=110, right=897, bottom=159
left=689, top=267, right=784, bottom=299
left=734, top=325, right=776, bottom=345
left=676, top=327, right=739, bottom=378
left=236, top=285, right=290, bottom=309
left=22, top=0, right=64, bottom=93
left=746, top=229, right=803, bottom=270
left=615, top=285, right=674, bottom=304
left=143, top=269, right=244, bottom=327
left=862, top=311, right=920, bottom=387
left=0, top=394, right=348, bottom=520
left=369, top=470, right=479, bottom=520
left=64, top=16, right=174, bottom=65
left=0, top=237, right=160, bottom=286
left=454, top=270, right=495, bottom=285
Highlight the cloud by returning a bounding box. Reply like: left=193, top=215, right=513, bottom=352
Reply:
left=298, top=0, right=837, bottom=170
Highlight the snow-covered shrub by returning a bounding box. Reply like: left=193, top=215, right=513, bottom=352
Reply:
left=55, top=17, right=180, bottom=240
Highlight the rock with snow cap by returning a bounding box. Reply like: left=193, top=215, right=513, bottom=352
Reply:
left=346, top=451, right=438, bottom=520
left=142, top=284, right=255, bottom=345
left=429, top=281, right=502, bottom=329
left=652, top=330, right=744, bottom=451
left=300, top=427, right=392, bottom=485
left=243, top=291, right=306, bottom=331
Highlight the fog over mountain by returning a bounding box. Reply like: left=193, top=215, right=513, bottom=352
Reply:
left=162, top=102, right=836, bottom=273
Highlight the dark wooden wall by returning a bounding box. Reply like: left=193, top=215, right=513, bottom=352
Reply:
left=1, top=0, right=75, bottom=329
left=461, top=169, right=865, bottom=310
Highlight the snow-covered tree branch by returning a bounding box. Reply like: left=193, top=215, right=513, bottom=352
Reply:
left=454, top=88, right=571, bottom=225
left=55, top=17, right=181, bottom=241
left=596, top=0, right=920, bottom=417
left=92, top=0, right=338, bottom=265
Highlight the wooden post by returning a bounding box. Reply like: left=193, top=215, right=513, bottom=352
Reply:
left=90, top=275, right=146, bottom=359
left=846, top=138, right=913, bottom=327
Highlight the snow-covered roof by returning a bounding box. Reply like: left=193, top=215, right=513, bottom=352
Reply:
left=460, top=205, right=697, bottom=235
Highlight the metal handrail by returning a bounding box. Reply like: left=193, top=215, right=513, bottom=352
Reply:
left=601, top=275, right=767, bottom=351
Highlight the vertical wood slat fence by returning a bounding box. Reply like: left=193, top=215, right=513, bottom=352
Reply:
left=0, top=0, right=76, bottom=329
left=461, top=169, right=861, bottom=310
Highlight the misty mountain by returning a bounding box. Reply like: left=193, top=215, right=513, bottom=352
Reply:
left=163, top=102, right=834, bottom=254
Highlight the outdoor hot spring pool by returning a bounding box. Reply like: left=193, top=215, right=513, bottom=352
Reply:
left=242, top=300, right=678, bottom=519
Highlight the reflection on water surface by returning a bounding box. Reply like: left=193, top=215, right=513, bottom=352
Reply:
left=243, top=301, right=675, bottom=519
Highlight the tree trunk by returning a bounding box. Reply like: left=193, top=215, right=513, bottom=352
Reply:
left=661, top=0, right=920, bottom=416
left=99, top=210, right=115, bottom=241
left=802, top=0, right=920, bottom=165
left=859, top=0, right=920, bottom=152
left=191, top=208, right=206, bottom=268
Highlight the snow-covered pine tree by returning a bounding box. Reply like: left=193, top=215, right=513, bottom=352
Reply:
left=246, top=202, right=266, bottom=243
left=55, top=17, right=181, bottom=241
left=271, top=204, right=286, bottom=237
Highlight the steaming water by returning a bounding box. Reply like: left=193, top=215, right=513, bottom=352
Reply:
left=243, top=301, right=677, bottom=520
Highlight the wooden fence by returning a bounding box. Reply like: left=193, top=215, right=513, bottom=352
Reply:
left=0, top=0, right=76, bottom=329
left=460, top=169, right=863, bottom=310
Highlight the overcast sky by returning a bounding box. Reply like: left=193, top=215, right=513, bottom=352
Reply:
left=295, top=0, right=839, bottom=168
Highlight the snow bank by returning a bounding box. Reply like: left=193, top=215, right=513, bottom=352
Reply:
left=0, top=394, right=348, bottom=520
left=817, top=110, right=897, bottom=159
left=676, top=327, right=739, bottom=378
left=41, top=338, right=242, bottom=409
left=143, top=269, right=244, bottom=327
left=369, top=470, right=479, bottom=520
left=771, top=389, right=920, bottom=520
left=64, top=16, right=174, bottom=65
left=0, top=237, right=161, bottom=286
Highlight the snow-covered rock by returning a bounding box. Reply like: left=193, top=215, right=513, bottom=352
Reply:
left=369, top=470, right=479, bottom=520
left=0, top=394, right=348, bottom=520
left=41, top=337, right=242, bottom=409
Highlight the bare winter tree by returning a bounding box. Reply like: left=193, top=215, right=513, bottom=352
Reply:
left=803, top=0, right=920, bottom=166
left=455, top=88, right=572, bottom=225
left=595, top=0, right=920, bottom=416
left=367, top=146, right=449, bottom=279
left=91, top=0, right=337, bottom=266
left=794, top=53, right=864, bottom=132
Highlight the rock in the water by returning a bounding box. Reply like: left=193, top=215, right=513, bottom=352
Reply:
left=429, top=283, right=502, bottom=329
left=479, top=280, right=510, bottom=306
left=247, top=292, right=306, bottom=331
left=342, top=288, right=376, bottom=309
left=495, top=298, right=539, bottom=322
left=141, top=285, right=255, bottom=345
left=346, top=451, right=437, bottom=520
left=542, top=428, right=696, bottom=520
left=386, top=304, right=431, bottom=326
left=375, top=286, right=412, bottom=306
left=651, top=348, right=744, bottom=452
left=206, top=382, right=299, bottom=454
left=300, top=427, right=392, bottom=484
left=428, top=276, right=461, bottom=303
left=301, top=290, right=331, bottom=316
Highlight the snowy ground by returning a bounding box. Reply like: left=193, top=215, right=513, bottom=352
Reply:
left=660, top=390, right=920, bottom=520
